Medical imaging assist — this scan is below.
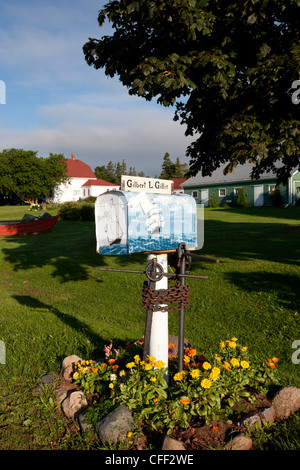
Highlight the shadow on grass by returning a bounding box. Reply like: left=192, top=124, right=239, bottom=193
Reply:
left=1, top=211, right=299, bottom=284
left=224, top=271, right=300, bottom=311
left=11, top=294, right=118, bottom=359
left=1, top=220, right=146, bottom=283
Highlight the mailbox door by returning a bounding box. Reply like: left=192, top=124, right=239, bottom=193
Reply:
left=95, top=191, right=128, bottom=254
left=126, top=192, right=197, bottom=254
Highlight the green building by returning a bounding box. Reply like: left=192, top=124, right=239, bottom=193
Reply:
left=182, top=162, right=300, bottom=207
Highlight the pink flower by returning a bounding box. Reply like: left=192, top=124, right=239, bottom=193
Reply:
left=103, top=343, right=112, bottom=357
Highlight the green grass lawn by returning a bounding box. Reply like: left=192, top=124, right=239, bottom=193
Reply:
left=0, top=204, right=299, bottom=450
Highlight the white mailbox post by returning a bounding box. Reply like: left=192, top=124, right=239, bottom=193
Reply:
left=95, top=175, right=205, bottom=378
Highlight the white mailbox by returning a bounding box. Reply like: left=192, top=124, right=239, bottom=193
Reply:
left=95, top=190, right=197, bottom=255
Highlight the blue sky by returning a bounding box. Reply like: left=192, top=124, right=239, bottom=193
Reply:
left=0, top=0, right=194, bottom=176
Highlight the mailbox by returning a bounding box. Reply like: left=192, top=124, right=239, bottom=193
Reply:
left=95, top=190, right=197, bottom=255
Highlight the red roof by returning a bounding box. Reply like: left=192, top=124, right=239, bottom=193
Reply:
left=171, top=178, right=187, bottom=190
left=82, top=179, right=118, bottom=187
left=66, top=157, right=96, bottom=178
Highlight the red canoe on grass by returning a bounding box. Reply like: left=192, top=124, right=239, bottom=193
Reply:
left=0, top=212, right=59, bottom=237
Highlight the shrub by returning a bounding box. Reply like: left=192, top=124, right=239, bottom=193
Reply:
left=271, top=186, right=283, bottom=207
left=236, top=187, right=247, bottom=207
left=209, top=193, right=219, bottom=207
left=58, top=201, right=94, bottom=221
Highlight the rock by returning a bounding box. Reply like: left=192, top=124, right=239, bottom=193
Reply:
left=61, top=355, right=82, bottom=383
left=54, top=383, right=78, bottom=405
left=162, top=435, right=186, bottom=450
left=259, top=406, right=276, bottom=423
left=61, top=390, right=87, bottom=419
left=62, top=355, right=82, bottom=370
left=168, top=335, right=193, bottom=358
left=239, top=412, right=261, bottom=429
left=33, top=373, right=58, bottom=393
left=224, top=434, right=253, bottom=450
left=272, top=386, right=300, bottom=420
left=95, top=405, right=134, bottom=444
left=78, top=408, right=93, bottom=432
left=61, top=364, right=74, bottom=383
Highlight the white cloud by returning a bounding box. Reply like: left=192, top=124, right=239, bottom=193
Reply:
left=0, top=98, right=193, bottom=175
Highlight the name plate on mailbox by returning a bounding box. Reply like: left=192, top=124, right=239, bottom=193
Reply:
left=95, top=189, right=197, bottom=255
left=121, top=175, right=173, bottom=195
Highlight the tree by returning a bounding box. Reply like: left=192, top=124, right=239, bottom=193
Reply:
left=0, top=148, right=68, bottom=205
left=83, top=0, right=300, bottom=184
left=160, top=152, right=176, bottom=179
left=159, top=152, right=188, bottom=178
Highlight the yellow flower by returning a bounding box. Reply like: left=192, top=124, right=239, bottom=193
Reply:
left=228, top=341, right=237, bottom=348
left=109, top=383, right=114, bottom=389
left=241, top=346, right=248, bottom=352
left=143, top=363, right=152, bottom=371
left=174, top=372, right=184, bottom=381
left=190, top=369, right=201, bottom=379
left=73, top=372, right=79, bottom=380
left=202, top=361, right=212, bottom=370
left=183, top=355, right=190, bottom=363
left=220, top=341, right=225, bottom=349
left=241, top=360, right=250, bottom=369
left=231, top=337, right=238, bottom=342
left=154, top=360, right=166, bottom=369
left=223, top=361, right=230, bottom=371
left=230, top=358, right=240, bottom=367
left=215, top=355, right=221, bottom=362
left=127, top=432, right=132, bottom=438
left=119, top=370, right=125, bottom=376
left=126, top=362, right=136, bottom=369
left=150, top=376, right=156, bottom=382
left=209, top=367, right=221, bottom=381
left=134, top=354, right=140, bottom=364
left=201, top=378, right=212, bottom=389
left=147, top=355, right=156, bottom=364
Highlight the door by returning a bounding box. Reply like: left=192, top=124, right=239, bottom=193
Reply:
left=254, top=185, right=264, bottom=206
left=294, top=181, right=300, bottom=204
left=201, top=189, right=209, bottom=207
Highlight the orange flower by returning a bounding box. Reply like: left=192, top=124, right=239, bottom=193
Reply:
left=272, top=357, right=278, bottom=363
left=168, top=343, right=175, bottom=349
left=112, top=364, right=119, bottom=370
left=269, top=362, right=276, bottom=369
left=187, top=348, right=197, bottom=357
left=172, top=413, right=176, bottom=418
left=212, top=426, right=218, bottom=432
left=108, top=359, right=116, bottom=364
left=153, top=398, right=158, bottom=403
left=180, top=399, right=190, bottom=405
left=92, top=367, right=98, bottom=373
left=102, top=363, right=107, bottom=368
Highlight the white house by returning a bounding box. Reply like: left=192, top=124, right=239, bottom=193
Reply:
left=53, top=154, right=119, bottom=202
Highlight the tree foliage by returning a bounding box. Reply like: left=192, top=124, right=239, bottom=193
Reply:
left=83, top=0, right=300, bottom=183
left=94, top=158, right=146, bottom=184
left=159, top=152, right=188, bottom=179
left=0, top=148, right=68, bottom=204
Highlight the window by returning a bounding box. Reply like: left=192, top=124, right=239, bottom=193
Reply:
left=219, top=188, right=226, bottom=197
left=234, top=187, right=240, bottom=196
left=268, top=185, right=276, bottom=194
left=192, top=190, right=198, bottom=198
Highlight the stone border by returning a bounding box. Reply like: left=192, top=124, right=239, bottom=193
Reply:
left=34, top=355, right=300, bottom=450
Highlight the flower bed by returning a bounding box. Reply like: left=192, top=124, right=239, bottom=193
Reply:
left=71, top=337, right=280, bottom=446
